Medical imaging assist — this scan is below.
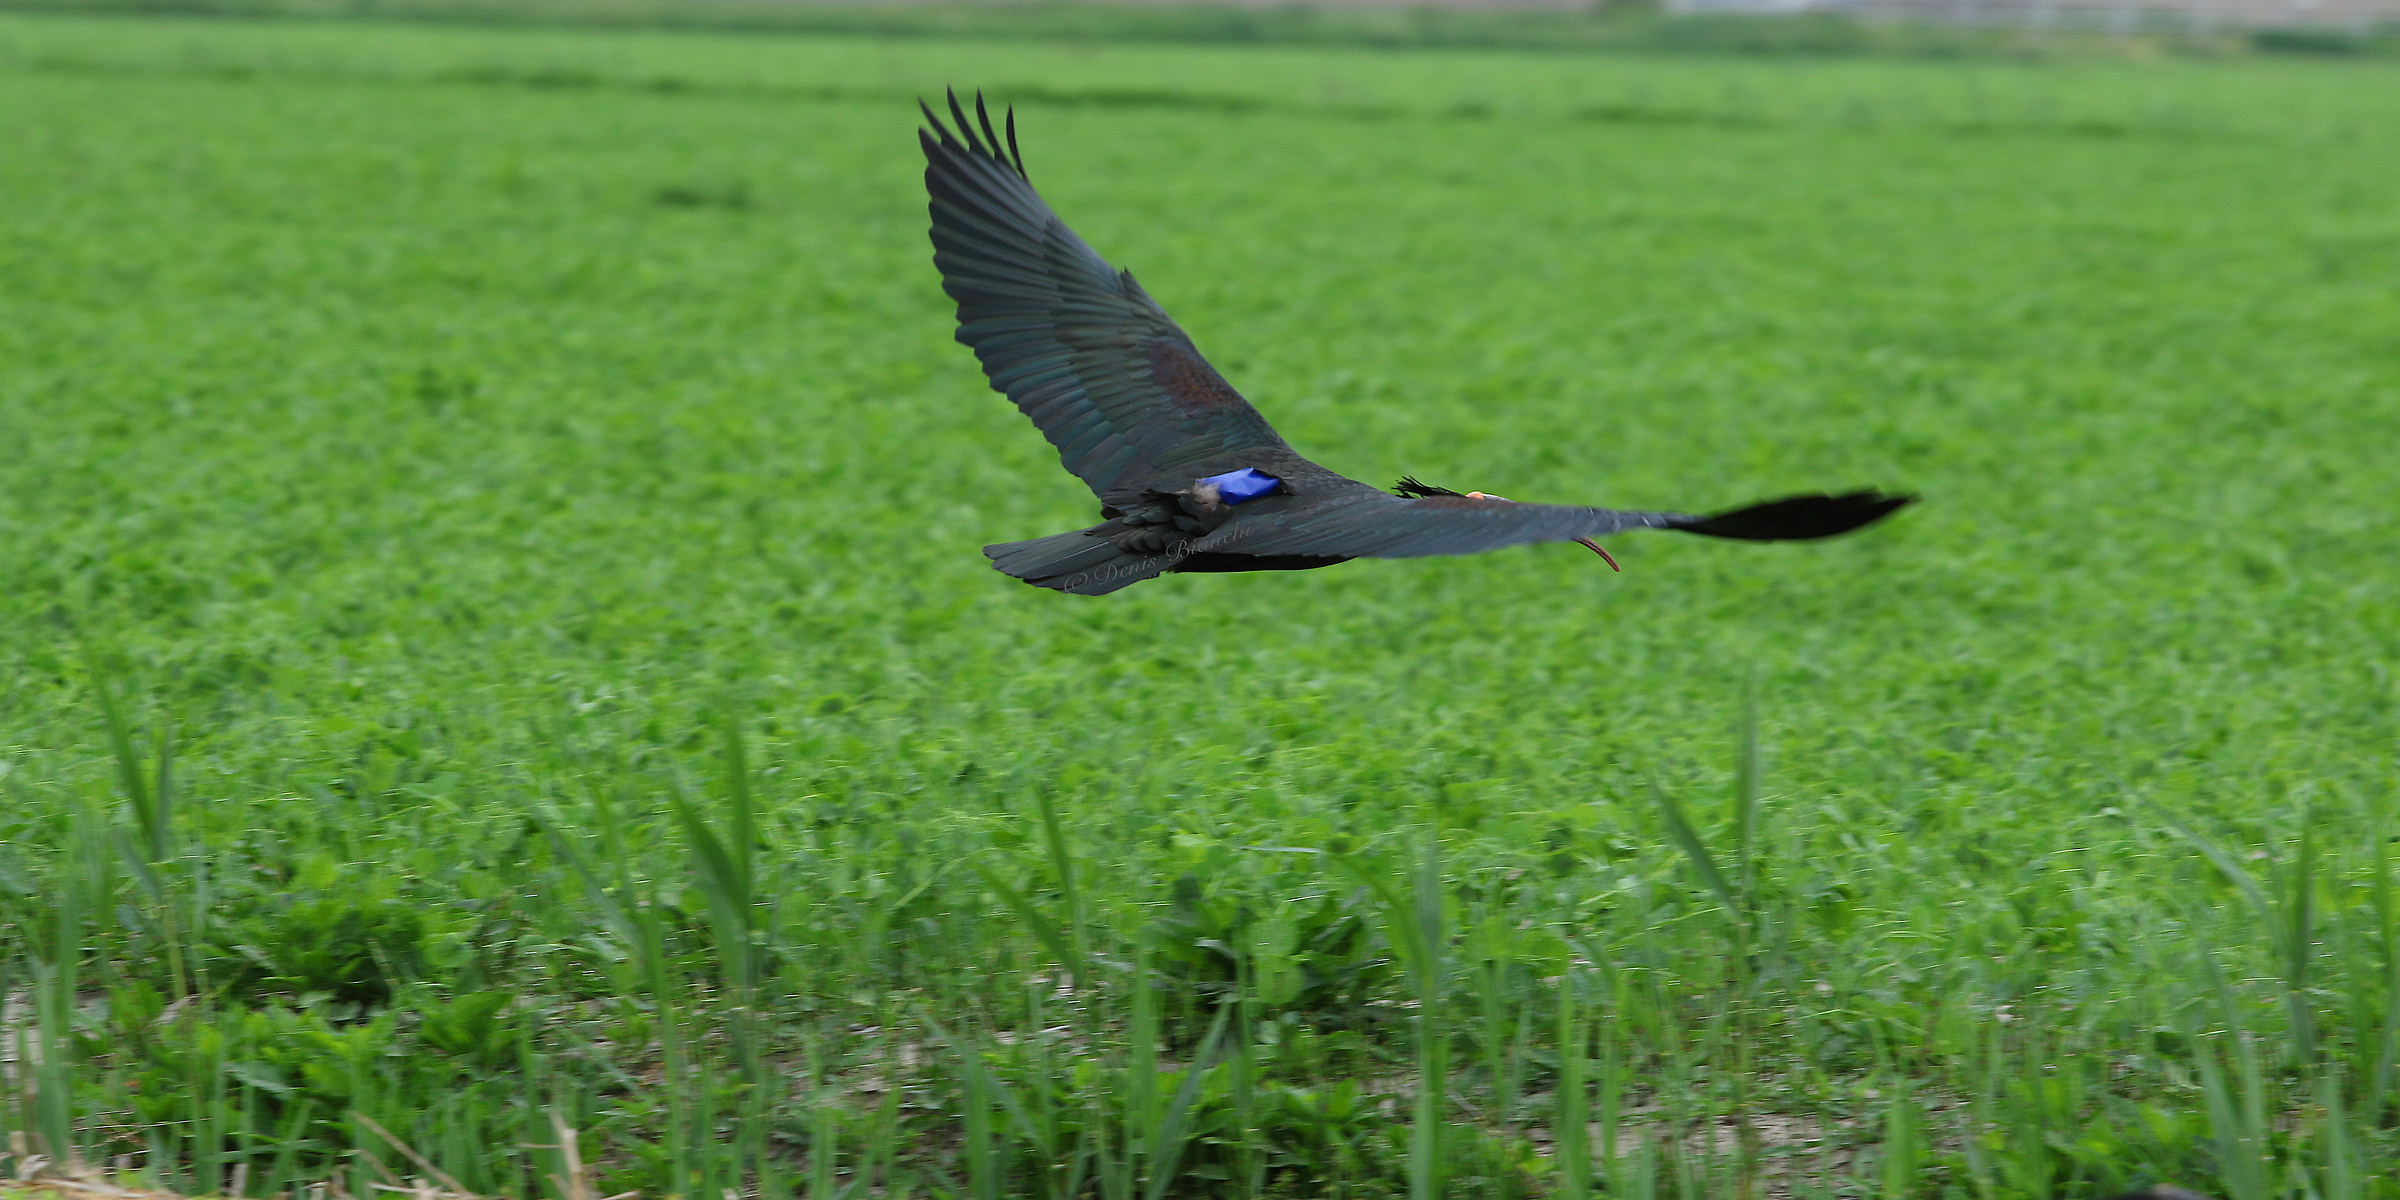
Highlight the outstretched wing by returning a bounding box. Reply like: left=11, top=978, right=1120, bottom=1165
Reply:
left=922, top=93, right=1292, bottom=503
left=1191, top=490, right=1912, bottom=560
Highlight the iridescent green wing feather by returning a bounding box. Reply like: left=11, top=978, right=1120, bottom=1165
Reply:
left=921, top=93, right=1291, bottom=503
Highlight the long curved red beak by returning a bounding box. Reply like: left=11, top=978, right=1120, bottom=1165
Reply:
left=1574, top=538, right=1621, bottom=571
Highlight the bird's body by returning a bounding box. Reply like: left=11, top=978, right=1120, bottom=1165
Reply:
left=921, top=95, right=1912, bottom=596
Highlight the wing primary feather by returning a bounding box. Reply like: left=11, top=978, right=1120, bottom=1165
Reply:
left=923, top=101, right=1298, bottom=501
left=917, top=101, right=957, bottom=151
left=947, top=89, right=988, bottom=156
left=974, top=93, right=1007, bottom=167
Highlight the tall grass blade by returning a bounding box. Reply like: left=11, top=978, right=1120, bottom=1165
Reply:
left=2160, top=806, right=2317, bottom=1064
left=1555, top=972, right=1589, bottom=1200
left=2230, top=1031, right=2271, bottom=1193
left=1142, top=999, right=1232, bottom=1200
left=1651, top=782, right=1737, bottom=917
left=810, top=1062, right=838, bottom=1200
left=33, top=799, right=97, bottom=1167
left=1408, top=833, right=1446, bottom=1200
left=1104, top=937, right=1156, bottom=1200
left=87, top=649, right=168, bottom=864
left=2317, top=1068, right=2361, bottom=1200
left=1726, top=699, right=1764, bottom=1196
left=2158, top=808, right=2278, bottom=930
left=1877, top=1090, right=1918, bottom=1200
left=1597, top=997, right=1624, bottom=1196
left=670, top=781, right=756, bottom=995
left=719, top=712, right=756, bottom=901
left=2192, top=939, right=2271, bottom=1200
left=1032, top=788, right=1089, bottom=991
left=962, top=1055, right=1000, bottom=1200
left=352, top=1111, right=472, bottom=1196
left=1734, top=686, right=1761, bottom=910
left=921, top=1015, right=1040, bottom=1148
left=970, top=860, right=1078, bottom=983
left=685, top=718, right=779, bottom=1195
left=152, top=715, right=177, bottom=863
left=591, top=787, right=693, bottom=1200
left=2195, top=1041, right=2267, bottom=1200
left=1624, top=1133, right=1658, bottom=1200
left=528, top=802, right=633, bottom=941
left=2290, top=813, right=2313, bottom=977
left=1230, top=950, right=1259, bottom=1200
left=1332, top=853, right=1422, bottom=982
left=1471, top=904, right=1509, bottom=1125
left=2370, top=823, right=2400, bottom=1120
left=1128, top=934, right=1160, bottom=1141
left=2286, top=807, right=2318, bottom=1065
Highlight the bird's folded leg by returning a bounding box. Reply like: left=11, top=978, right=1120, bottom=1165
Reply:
left=1574, top=538, right=1621, bottom=572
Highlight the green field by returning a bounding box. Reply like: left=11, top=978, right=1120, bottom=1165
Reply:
left=4, top=10, right=2400, bottom=1198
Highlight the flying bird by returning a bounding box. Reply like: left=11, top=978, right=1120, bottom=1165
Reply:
left=921, top=93, right=1912, bottom=596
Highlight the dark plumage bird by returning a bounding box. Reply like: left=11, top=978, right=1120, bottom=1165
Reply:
left=921, top=94, right=1914, bottom=596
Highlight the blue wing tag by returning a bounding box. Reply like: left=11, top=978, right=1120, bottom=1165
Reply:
left=1198, top=468, right=1282, bottom=505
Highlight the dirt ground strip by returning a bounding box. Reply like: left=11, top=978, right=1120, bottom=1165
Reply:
left=4, top=1170, right=489, bottom=1200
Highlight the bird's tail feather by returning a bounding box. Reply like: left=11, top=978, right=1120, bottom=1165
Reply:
left=984, top=526, right=1176, bottom=596
left=1671, top=491, right=1915, bottom=541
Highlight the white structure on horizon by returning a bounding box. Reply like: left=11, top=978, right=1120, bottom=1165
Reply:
left=1667, top=0, right=2398, bottom=29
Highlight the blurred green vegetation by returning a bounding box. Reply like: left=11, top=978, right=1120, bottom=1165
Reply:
left=4, top=0, right=2397, bottom=58
left=3, top=9, right=2399, bottom=1198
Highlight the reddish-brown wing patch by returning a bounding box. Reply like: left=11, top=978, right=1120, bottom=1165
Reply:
left=1147, top=339, right=1248, bottom=413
